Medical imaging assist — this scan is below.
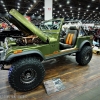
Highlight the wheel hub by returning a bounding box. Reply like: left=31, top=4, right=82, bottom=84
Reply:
left=20, top=68, right=37, bottom=84
left=85, top=52, right=90, bottom=60
left=25, top=73, right=31, bottom=79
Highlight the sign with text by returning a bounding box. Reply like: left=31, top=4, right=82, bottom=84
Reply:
left=44, top=78, right=65, bottom=95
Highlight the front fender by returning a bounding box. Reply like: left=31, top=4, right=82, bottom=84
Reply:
left=5, top=50, right=45, bottom=62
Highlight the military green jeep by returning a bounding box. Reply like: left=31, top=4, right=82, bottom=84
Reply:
left=0, top=9, right=93, bottom=92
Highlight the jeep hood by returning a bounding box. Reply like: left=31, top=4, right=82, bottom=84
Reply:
left=8, top=9, right=47, bottom=42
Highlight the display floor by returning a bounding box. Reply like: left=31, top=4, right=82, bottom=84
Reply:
left=72, top=84, right=100, bottom=100
left=0, top=54, right=100, bottom=100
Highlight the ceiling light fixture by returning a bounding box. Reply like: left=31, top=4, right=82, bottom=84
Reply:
left=59, top=5, right=62, bottom=7
left=53, top=8, right=55, bottom=10
left=70, top=10, right=72, bottom=12
left=17, top=3, right=20, bottom=5
left=70, top=6, right=72, bottom=9
left=34, top=0, right=36, bottom=3
left=87, top=5, right=90, bottom=8
left=96, top=7, right=98, bottom=9
left=28, top=7, right=31, bottom=10
left=40, top=9, right=42, bottom=11
left=18, top=6, right=20, bottom=8
left=67, top=1, right=70, bottom=4
left=78, top=8, right=81, bottom=10
left=5, top=9, right=7, bottom=12
left=1, top=0, right=8, bottom=13
left=3, top=4, right=5, bottom=7
left=1, top=1, right=3, bottom=3
left=30, top=4, right=33, bottom=7
left=63, top=9, right=65, bottom=11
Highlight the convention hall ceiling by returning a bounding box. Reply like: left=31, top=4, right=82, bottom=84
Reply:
left=0, top=0, right=100, bottom=23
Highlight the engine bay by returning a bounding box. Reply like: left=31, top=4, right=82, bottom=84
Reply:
left=15, top=35, right=43, bottom=46
left=2, top=35, right=44, bottom=49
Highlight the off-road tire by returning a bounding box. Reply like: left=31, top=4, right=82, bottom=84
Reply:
left=8, top=57, right=45, bottom=92
left=76, top=46, right=92, bottom=66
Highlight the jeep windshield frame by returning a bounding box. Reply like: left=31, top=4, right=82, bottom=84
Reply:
left=39, top=19, right=62, bottom=30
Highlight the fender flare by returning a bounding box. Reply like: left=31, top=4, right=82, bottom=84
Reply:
left=79, top=40, right=91, bottom=51
left=5, top=50, right=45, bottom=62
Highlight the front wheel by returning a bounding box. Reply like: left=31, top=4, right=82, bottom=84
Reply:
left=8, top=57, right=45, bottom=92
left=76, top=46, right=92, bottom=66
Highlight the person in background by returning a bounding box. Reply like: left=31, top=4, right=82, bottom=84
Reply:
left=1, top=22, right=6, bottom=30
left=94, top=28, right=100, bottom=46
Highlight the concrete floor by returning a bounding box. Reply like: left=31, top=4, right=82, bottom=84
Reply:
left=0, top=54, right=100, bottom=100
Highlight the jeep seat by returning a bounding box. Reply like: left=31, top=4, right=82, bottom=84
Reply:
left=60, top=26, right=78, bottom=49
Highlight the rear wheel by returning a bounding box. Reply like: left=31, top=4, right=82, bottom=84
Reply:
left=76, top=46, right=92, bottom=66
left=8, top=57, right=45, bottom=92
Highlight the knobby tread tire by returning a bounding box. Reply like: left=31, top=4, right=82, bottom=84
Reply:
left=8, top=57, right=45, bottom=92
left=76, top=46, right=92, bottom=66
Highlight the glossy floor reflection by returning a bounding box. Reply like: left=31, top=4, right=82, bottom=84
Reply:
left=0, top=54, right=100, bottom=100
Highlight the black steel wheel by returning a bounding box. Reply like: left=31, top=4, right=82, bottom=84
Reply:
left=76, top=46, right=92, bottom=66
left=20, top=68, right=37, bottom=84
left=8, top=57, right=45, bottom=92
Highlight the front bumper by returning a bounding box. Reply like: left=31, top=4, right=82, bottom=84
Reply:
left=0, top=47, right=6, bottom=64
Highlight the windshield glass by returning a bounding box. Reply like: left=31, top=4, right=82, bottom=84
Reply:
left=40, top=19, right=61, bottom=30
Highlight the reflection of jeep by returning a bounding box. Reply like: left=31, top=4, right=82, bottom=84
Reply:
left=0, top=9, right=93, bottom=92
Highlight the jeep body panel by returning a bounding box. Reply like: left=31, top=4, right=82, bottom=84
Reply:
left=4, top=42, right=59, bottom=62
left=4, top=33, right=92, bottom=63
left=5, top=45, right=78, bottom=63
left=0, top=9, right=93, bottom=65
left=78, top=40, right=91, bottom=51
left=76, top=36, right=92, bottom=48
left=5, top=50, right=45, bottom=62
